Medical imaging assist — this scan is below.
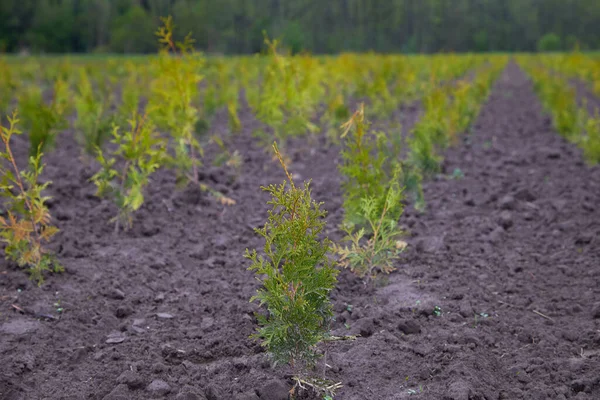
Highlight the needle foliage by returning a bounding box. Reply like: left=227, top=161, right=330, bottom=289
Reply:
left=245, top=142, right=338, bottom=372
left=0, top=112, right=62, bottom=284
left=91, top=113, right=166, bottom=233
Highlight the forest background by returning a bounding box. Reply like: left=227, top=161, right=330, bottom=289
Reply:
left=1, top=0, right=599, bottom=54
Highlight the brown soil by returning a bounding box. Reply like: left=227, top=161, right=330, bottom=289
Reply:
left=1, top=62, right=599, bottom=400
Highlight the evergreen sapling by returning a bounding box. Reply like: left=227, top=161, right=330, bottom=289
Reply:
left=19, top=79, right=70, bottom=157
left=149, top=16, right=204, bottom=185
left=335, top=105, right=407, bottom=282
left=91, top=113, right=166, bottom=233
left=0, top=112, right=62, bottom=284
left=332, top=175, right=406, bottom=282
left=245, top=142, right=340, bottom=396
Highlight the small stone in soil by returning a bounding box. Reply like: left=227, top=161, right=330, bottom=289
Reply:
left=176, top=385, right=207, bottom=400
left=106, top=332, right=126, bottom=344
left=147, top=379, right=171, bottom=395
left=416, top=236, right=445, bottom=253
left=258, top=380, right=289, bottom=400
left=353, top=317, right=376, bottom=338
left=575, top=233, right=593, bottom=245
left=115, top=305, right=133, bottom=319
left=108, top=288, right=126, bottom=300
left=499, top=195, right=516, bottom=210
left=201, top=317, right=215, bottom=330
left=514, top=188, right=536, bottom=202
left=102, top=384, right=130, bottom=400
left=397, top=319, right=421, bottom=335
left=235, top=391, right=260, bottom=400
left=499, top=211, right=513, bottom=229
left=156, top=313, right=174, bottom=319
left=117, top=370, right=145, bottom=390
left=487, top=226, right=504, bottom=244
left=445, top=380, right=471, bottom=400
left=204, top=384, right=224, bottom=400
left=582, top=202, right=595, bottom=212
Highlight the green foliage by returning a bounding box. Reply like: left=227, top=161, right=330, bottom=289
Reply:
left=408, top=127, right=441, bottom=175
left=583, top=114, right=600, bottom=164
left=524, top=62, right=585, bottom=142
left=91, top=113, right=166, bottom=233
left=538, top=33, right=562, bottom=52
left=338, top=104, right=404, bottom=227
left=149, top=16, right=204, bottom=185
left=0, top=112, right=62, bottom=285
left=118, top=64, right=143, bottom=123
left=521, top=54, right=600, bottom=165
left=73, top=69, right=114, bottom=156
left=0, top=60, right=16, bottom=115
left=332, top=178, right=406, bottom=282
left=245, top=142, right=338, bottom=372
left=110, top=5, right=156, bottom=53
left=2, top=0, right=600, bottom=54
left=18, top=79, right=70, bottom=156
left=228, top=99, right=242, bottom=134
left=250, top=36, right=320, bottom=148
left=282, top=21, right=306, bottom=55
left=211, top=135, right=242, bottom=173
left=408, top=59, right=506, bottom=179
left=26, top=0, right=78, bottom=53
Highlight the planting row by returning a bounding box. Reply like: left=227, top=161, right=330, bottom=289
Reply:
left=517, top=55, right=600, bottom=164
left=536, top=52, right=600, bottom=96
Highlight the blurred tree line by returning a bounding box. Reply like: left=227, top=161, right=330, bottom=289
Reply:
left=0, top=0, right=598, bottom=54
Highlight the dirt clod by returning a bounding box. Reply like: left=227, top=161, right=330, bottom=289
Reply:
left=258, top=380, right=289, bottom=400
left=147, top=379, right=171, bottom=395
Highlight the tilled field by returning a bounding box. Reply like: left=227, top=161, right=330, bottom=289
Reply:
left=1, top=62, right=599, bottom=400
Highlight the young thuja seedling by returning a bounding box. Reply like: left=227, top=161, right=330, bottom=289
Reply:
left=210, top=135, right=242, bottom=174
left=0, top=112, right=62, bottom=285
left=338, top=104, right=404, bottom=228
left=91, top=113, right=166, bottom=233
left=472, top=312, right=489, bottom=328
left=450, top=168, right=464, bottom=180
left=149, top=16, right=204, bottom=186
left=332, top=173, right=406, bottom=283
left=433, top=306, right=442, bottom=317
left=583, top=113, right=600, bottom=164
left=252, top=35, right=319, bottom=153
left=245, top=142, right=340, bottom=398
left=18, top=79, right=70, bottom=157
left=73, top=69, right=114, bottom=156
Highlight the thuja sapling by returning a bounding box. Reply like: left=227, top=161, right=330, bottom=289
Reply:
left=336, top=105, right=407, bottom=282
left=149, top=16, right=204, bottom=186
left=0, top=60, right=15, bottom=115
left=332, top=173, right=406, bottom=282
left=227, top=98, right=242, bottom=134
left=339, top=104, right=402, bottom=228
left=210, top=135, right=242, bottom=173
left=583, top=114, right=600, bottom=164
left=0, top=112, right=62, bottom=285
left=73, top=69, right=114, bottom=156
left=19, top=79, right=70, bottom=157
left=245, top=142, right=340, bottom=397
left=252, top=36, right=320, bottom=152
left=408, top=123, right=442, bottom=176
left=91, top=113, right=166, bottom=233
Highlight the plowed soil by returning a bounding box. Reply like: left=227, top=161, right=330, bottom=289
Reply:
left=1, top=62, right=599, bottom=400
